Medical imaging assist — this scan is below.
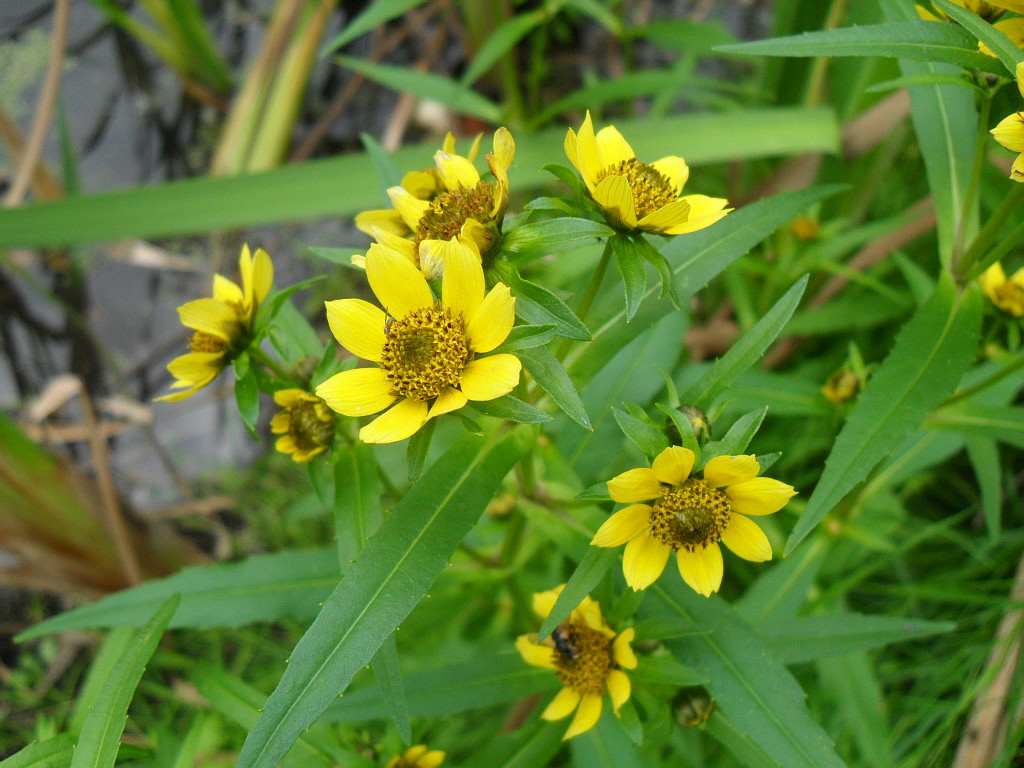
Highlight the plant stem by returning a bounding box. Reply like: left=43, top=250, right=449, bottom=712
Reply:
left=955, top=182, right=1024, bottom=283
left=952, top=78, right=992, bottom=267
left=250, top=346, right=294, bottom=384
left=555, top=238, right=613, bottom=362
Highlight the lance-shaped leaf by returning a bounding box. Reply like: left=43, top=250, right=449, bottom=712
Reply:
left=494, top=261, right=591, bottom=341
left=786, top=277, right=982, bottom=553
left=519, top=348, right=592, bottom=430
left=0, top=734, right=75, bottom=768
left=504, top=217, right=613, bottom=253
left=610, top=233, right=649, bottom=321
left=236, top=428, right=532, bottom=768
left=933, top=0, right=1024, bottom=75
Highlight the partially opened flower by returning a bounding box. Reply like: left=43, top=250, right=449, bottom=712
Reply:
left=157, top=245, right=273, bottom=402
left=515, top=586, right=636, bottom=740
left=270, top=389, right=335, bottom=462
left=591, top=447, right=796, bottom=596
left=316, top=238, right=521, bottom=443
left=564, top=111, right=730, bottom=235
left=981, top=261, right=1024, bottom=316
left=385, top=745, right=445, bottom=768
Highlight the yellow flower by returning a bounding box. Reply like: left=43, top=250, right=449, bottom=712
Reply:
left=356, top=129, right=514, bottom=278
left=564, top=111, right=730, bottom=235
left=315, top=238, right=521, bottom=444
left=157, top=245, right=273, bottom=402
left=384, top=745, right=445, bottom=768
left=270, top=389, right=335, bottom=462
left=992, top=110, right=1024, bottom=183
left=591, top=446, right=796, bottom=596
left=515, top=586, right=637, bottom=741
left=980, top=261, right=1024, bottom=316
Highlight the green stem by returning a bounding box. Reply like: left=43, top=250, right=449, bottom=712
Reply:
left=954, top=182, right=1024, bottom=283
left=555, top=238, right=613, bottom=362
left=249, top=346, right=294, bottom=384
left=941, top=354, right=1024, bottom=407
left=952, top=81, right=993, bottom=267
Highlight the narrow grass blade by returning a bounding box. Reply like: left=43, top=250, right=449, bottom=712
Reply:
left=0, top=734, right=75, bottom=768
left=236, top=429, right=532, bottom=768
left=786, top=277, right=982, bottom=553
left=70, top=594, right=179, bottom=768
left=461, top=9, right=545, bottom=85
left=69, top=627, right=135, bottom=734
left=319, top=0, right=428, bottom=56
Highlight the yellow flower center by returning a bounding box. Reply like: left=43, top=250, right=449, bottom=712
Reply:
left=380, top=305, right=468, bottom=400
left=648, top=478, right=730, bottom=552
left=597, top=158, right=677, bottom=219
left=288, top=400, right=335, bottom=452
left=189, top=331, right=228, bottom=354
left=414, top=182, right=496, bottom=251
left=551, top=621, right=613, bottom=697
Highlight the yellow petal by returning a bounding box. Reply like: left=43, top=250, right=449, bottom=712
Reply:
left=703, top=454, right=760, bottom=488
left=533, top=586, right=563, bottom=618
left=607, top=467, right=662, bottom=502
left=466, top=132, right=483, bottom=162
left=573, top=111, right=602, bottom=189
left=623, top=534, right=671, bottom=590
left=676, top=543, right=723, bottom=597
left=592, top=174, right=638, bottom=228
left=177, top=298, right=236, bottom=339
left=637, top=198, right=692, bottom=234
left=606, top=669, right=631, bottom=712
left=652, top=446, right=695, bottom=485
left=487, top=127, right=516, bottom=191
left=459, top=217, right=497, bottom=256
left=316, top=368, right=395, bottom=417
left=403, top=746, right=428, bottom=763
left=1011, top=151, right=1024, bottom=182
left=372, top=227, right=418, bottom=262
left=541, top=687, right=580, bottom=721
left=325, top=299, right=386, bottom=362
left=594, top=125, right=635, bottom=168
left=459, top=354, right=521, bottom=401
left=661, top=196, right=731, bottom=235
left=275, top=434, right=297, bottom=455
left=981, top=263, right=1007, bottom=304
left=720, top=513, right=772, bottom=562
left=359, top=398, right=429, bottom=443
left=579, top=599, right=613, bottom=636
left=270, top=412, right=290, bottom=433
left=247, top=247, right=274, bottom=307
left=564, top=127, right=585, bottom=183
left=387, top=186, right=430, bottom=231
left=465, top=283, right=515, bottom=353
left=426, top=387, right=468, bottom=420
left=355, top=208, right=408, bottom=237
left=563, top=694, right=602, bottom=739
left=213, top=274, right=243, bottom=306
left=441, top=239, right=485, bottom=321
left=419, top=750, right=446, bottom=768
left=272, top=388, right=306, bottom=407
left=612, top=628, right=637, bottom=669
left=400, top=168, right=443, bottom=199
left=652, top=156, right=689, bottom=192
left=166, top=351, right=224, bottom=384
left=991, top=111, right=1024, bottom=153
left=434, top=150, right=480, bottom=190
left=591, top=504, right=651, bottom=547
left=726, top=477, right=797, bottom=516
left=515, top=635, right=557, bottom=669
left=366, top=242, right=433, bottom=318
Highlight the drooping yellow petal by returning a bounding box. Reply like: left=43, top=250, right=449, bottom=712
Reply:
left=387, top=186, right=431, bottom=231
left=607, top=467, right=662, bottom=502
left=213, top=274, right=244, bottom=306
left=441, top=239, right=485, bottom=321
left=726, top=477, right=797, bottom=516
left=992, top=111, right=1024, bottom=153
left=515, top=635, right=557, bottom=669
left=612, top=628, right=637, bottom=669
left=177, top=298, right=237, bottom=339
left=459, top=354, right=521, bottom=401
left=487, top=126, right=516, bottom=192
left=434, top=150, right=480, bottom=190
left=541, top=687, right=581, bottom=721
left=426, top=387, right=468, bottom=420
left=592, top=174, right=639, bottom=229
left=594, top=125, right=635, bottom=168
left=579, top=600, right=613, bottom=636
left=165, top=351, right=225, bottom=384
left=247, top=247, right=274, bottom=307
left=355, top=208, right=407, bottom=237
left=606, top=669, right=632, bottom=712
left=652, top=446, right=695, bottom=485
left=325, top=299, right=386, bottom=362
left=623, top=534, right=671, bottom=590
left=720, top=513, right=772, bottom=562
left=465, top=283, right=515, bottom=353
left=591, top=504, right=651, bottom=547
left=359, top=398, right=429, bottom=444
left=661, top=195, right=731, bottom=235
left=564, top=694, right=603, bottom=739
left=636, top=198, right=692, bottom=234
left=676, top=543, right=723, bottom=597
left=651, top=156, right=689, bottom=192
left=366, top=242, right=433, bottom=318
left=316, top=368, right=395, bottom=417
left=703, top=454, right=760, bottom=488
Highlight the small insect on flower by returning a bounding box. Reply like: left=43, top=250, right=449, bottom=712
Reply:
left=551, top=623, right=580, bottom=662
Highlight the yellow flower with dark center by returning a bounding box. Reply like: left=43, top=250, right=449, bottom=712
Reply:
left=515, top=586, right=636, bottom=741
left=564, top=111, right=730, bottom=235
left=591, top=447, right=796, bottom=596
left=270, top=389, right=335, bottom=462
left=157, top=245, right=273, bottom=402
left=315, top=238, right=521, bottom=444
left=981, top=261, right=1024, bottom=316
left=384, top=744, right=445, bottom=768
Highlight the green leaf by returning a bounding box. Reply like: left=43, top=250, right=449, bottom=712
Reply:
left=268, top=300, right=322, bottom=368
left=613, top=406, right=669, bottom=459
left=570, top=711, right=645, bottom=768
left=306, top=246, right=363, bottom=267
left=360, top=131, right=402, bottom=196
left=252, top=276, right=324, bottom=337
left=406, top=417, right=435, bottom=481
left=817, top=653, right=895, bottom=768
left=17, top=548, right=340, bottom=639
left=469, top=395, right=553, bottom=424
left=504, top=217, right=613, bottom=253
left=760, top=613, right=955, bottom=664
left=630, top=654, right=708, bottom=687
left=656, top=403, right=701, bottom=458
left=468, top=720, right=565, bottom=768
left=70, top=595, right=179, bottom=768
left=965, top=436, right=1002, bottom=538
left=519, top=348, right=592, bottom=430
left=928, top=403, right=1024, bottom=448
left=933, top=0, right=1024, bottom=75
left=495, top=324, right=558, bottom=353
left=333, top=441, right=383, bottom=568
left=236, top=429, right=532, bottom=768
left=537, top=547, right=618, bottom=640
left=701, top=407, right=768, bottom=463
left=319, top=0, right=429, bottom=55
left=461, top=9, right=546, bottom=85
left=705, top=711, right=779, bottom=768
left=610, top=234, right=648, bottom=321
left=0, top=735, right=75, bottom=768
left=786, top=277, right=982, bottom=553
left=70, top=627, right=135, bottom=734
left=336, top=56, right=501, bottom=122
left=736, top=537, right=827, bottom=623
left=494, top=261, right=591, bottom=341
left=679, top=277, right=809, bottom=408
left=650, top=582, right=846, bottom=768
left=717, top=21, right=999, bottom=72
left=371, top=635, right=411, bottom=744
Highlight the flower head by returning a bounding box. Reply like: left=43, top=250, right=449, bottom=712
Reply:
left=157, top=245, right=273, bottom=402
left=315, top=238, right=521, bottom=443
left=981, top=262, right=1024, bottom=316
left=356, top=129, right=514, bottom=278
left=991, top=63, right=1024, bottom=183
left=384, top=745, right=445, bottom=768
left=564, top=111, right=730, bottom=235
left=591, top=446, right=796, bottom=596
left=271, top=389, right=335, bottom=462
left=515, top=586, right=636, bottom=740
